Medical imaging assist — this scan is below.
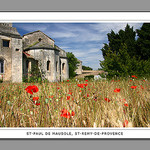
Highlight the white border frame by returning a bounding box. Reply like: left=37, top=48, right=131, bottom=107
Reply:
left=0, top=12, right=149, bottom=139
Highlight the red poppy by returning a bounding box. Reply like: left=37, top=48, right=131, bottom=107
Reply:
left=131, top=86, right=137, bottom=89
left=33, top=97, right=39, bottom=101
left=77, top=84, right=84, bottom=88
left=87, top=94, right=89, bottom=97
left=35, top=102, right=40, bottom=106
left=67, top=80, right=69, bottom=82
left=131, top=75, right=137, bottom=78
left=114, top=88, right=121, bottom=93
left=124, top=103, right=128, bottom=107
left=68, top=92, right=72, bottom=95
left=77, top=84, right=88, bottom=88
left=123, top=120, right=128, bottom=127
left=85, top=80, right=88, bottom=82
left=71, top=111, right=75, bottom=116
left=67, top=96, right=71, bottom=100
left=140, top=85, right=144, bottom=89
left=84, top=83, right=88, bottom=87
left=61, top=108, right=75, bottom=119
left=49, top=95, right=54, bottom=98
left=57, top=87, right=60, bottom=90
left=25, top=85, right=39, bottom=95
left=104, top=98, right=111, bottom=102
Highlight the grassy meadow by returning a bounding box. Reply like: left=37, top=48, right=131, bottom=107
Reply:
left=0, top=77, right=149, bottom=127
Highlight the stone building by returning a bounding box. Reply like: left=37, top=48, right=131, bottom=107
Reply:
left=0, top=23, right=69, bottom=82
left=75, top=59, right=82, bottom=75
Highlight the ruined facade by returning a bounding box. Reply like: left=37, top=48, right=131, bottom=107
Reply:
left=0, top=23, right=69, bottom=82
left=75, top=59, right=82, bottom=75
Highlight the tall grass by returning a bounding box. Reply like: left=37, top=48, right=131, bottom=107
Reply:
left=0, top=78, right=149, bottom=127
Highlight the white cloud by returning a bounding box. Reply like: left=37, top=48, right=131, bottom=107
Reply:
left=89, top=23, right=142, bottom=34
left=49, top=31, right=77, bottom=38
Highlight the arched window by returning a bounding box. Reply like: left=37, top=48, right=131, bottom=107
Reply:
left=26, top=60, right=29, bottom=70
left=38, top=38, right=42, bottom=42
left=47, top=60, right=50, bottom=71
left=0, top=59, right=4, bottom=73
left=62, top=63, right=65, bottom=73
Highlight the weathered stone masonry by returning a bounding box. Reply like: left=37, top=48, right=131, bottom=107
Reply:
left=0, top=23, right=69, bottom=82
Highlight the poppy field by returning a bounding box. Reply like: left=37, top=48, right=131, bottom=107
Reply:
left=0, top=77, right=149, bottom=127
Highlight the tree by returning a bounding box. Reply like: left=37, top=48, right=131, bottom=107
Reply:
left=101, top=24, right=136, bottom=59
left=136, top=23, right=150, bottom=60
left=66, top=52, right=79, bottom=78
left=82, top=65, right=93, bottom=70
left=100, top=24, right=150, bottom=78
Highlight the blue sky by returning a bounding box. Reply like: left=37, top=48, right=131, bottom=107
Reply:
left=13, top=22, right=143, bottom=70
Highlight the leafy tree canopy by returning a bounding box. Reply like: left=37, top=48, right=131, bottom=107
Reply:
left=66, top=52, right=80, bottom=78
left=100, top=23, right=150, bottom=79
left=82, top=65, right=93, bottom=70
left=136, top=23, right=150, bottom=60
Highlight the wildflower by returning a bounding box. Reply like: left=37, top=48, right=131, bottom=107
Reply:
left=131, top=86, right=137, bottom=89
left=35, top=102, right=40, bottom=106
left=77, top=84, right=88, bottom=88
left=67, top=80, right=69, bottom=82
left=85, top=80, right=88, bottom=82
left=104, top=98, right=111, bottom=102
left=77, top=84, right=84, bottom=88
left=124, top=103, right=128, bottom=107
left=131, top=75, right=137, bottom=78
left=68, top=92, right=72, bottom=95
left=67, top=96, right=71, bottom=100
left=69, top=110, right=75, bottom=116
left=140, top=85, right=144, bottom=89
left=61, top=108, right=75, bottom=119
left=114, top=88, right=121, bottom=93
left=87, top=94, right=89, bottom=97
left=32, top=97, right=40, bottom=105
left=57, top=87, right=60, bottom=90
left=49, top=95, right=54, bottom=98
left=33, top=97, right=39, bottom=101
left=123, top=120, right=128, bottom=127
left=25, top=85, right=39, bottom=95
left=84, top=83, right=88, bottom=87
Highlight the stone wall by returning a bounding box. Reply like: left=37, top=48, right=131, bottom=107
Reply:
left=75, top=60, right=82, bottom=75
left=23, top=31, right=55, bottom=49
left=25, top=49, right=60, bottom=82
left=60, top=57, right=69, bottom=81
left=0, top=35, right=12, bottom=81
left=11, top=38, right=22, bottom=82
